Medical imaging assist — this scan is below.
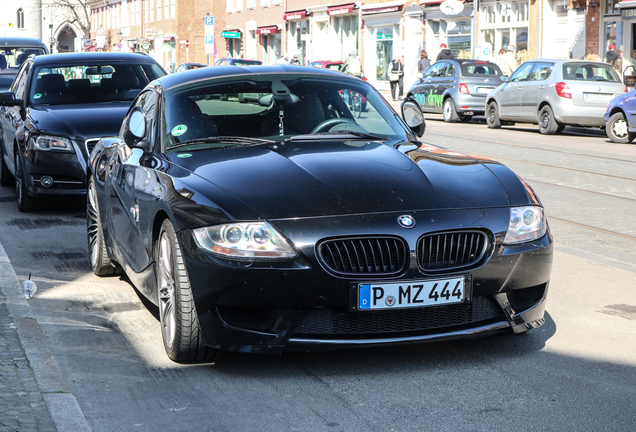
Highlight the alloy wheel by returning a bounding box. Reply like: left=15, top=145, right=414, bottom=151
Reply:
left=157, top=231, right=176, bottom=350
left=87, top=181, right=100, bottom=270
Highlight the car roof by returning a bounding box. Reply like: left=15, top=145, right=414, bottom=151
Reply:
left=0, top=36, right=48, bottom=51
left=31, top=52, right=161, bottom=66
left=158, top=64, right=360, bottom=90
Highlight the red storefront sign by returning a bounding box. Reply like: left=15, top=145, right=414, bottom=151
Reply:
left=327, top=3, right=355, bottom=16
left=256, top=26, right=279, bottom=34
left=284, top=10, right=307, bottom=20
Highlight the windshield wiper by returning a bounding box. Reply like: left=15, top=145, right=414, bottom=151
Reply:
left=285, top=131, right=387, bottom=142
left=169, top=136, right=277, bottom=150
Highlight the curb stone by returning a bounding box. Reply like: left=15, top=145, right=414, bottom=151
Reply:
left=0, top=243, right=91, bottom=431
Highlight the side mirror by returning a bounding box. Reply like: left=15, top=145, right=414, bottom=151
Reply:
left=401, top=98, right=426, bottom=138
left=500, top=75, right=509, bottom=82
left=0, top=91, right=22, bottom=107
left=122, top=109, right=146, bottom=148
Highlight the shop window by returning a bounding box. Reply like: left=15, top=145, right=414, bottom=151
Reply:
left=605, top=0, right=620, bottom=15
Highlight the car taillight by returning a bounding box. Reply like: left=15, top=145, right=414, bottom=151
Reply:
left=625, top=86, right=629, bottom=93
left=459, top=83, right=469, bottom=94
left=555, top=82, right=572, bottom=99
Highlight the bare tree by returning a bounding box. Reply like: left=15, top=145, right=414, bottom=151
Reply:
left=48, top=0, right=91, bottom=39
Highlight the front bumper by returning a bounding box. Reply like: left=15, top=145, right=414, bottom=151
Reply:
left=21, top=142, right=88, bottom=199
left=179, top=208, right=554, bottom=354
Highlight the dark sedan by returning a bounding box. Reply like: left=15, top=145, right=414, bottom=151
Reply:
left=0, top=52, right=166, bottom=211
left=87, top=65, right=553, bottom=362
left=407, top=59, right=502, bottom=123
left=0, top=36, right=49, bottom=91
left=214, top=58, right=262, bottom=66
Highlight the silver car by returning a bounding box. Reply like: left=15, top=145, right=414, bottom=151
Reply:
left=407, top=60, right=502, bottom=123
left=486, top=59, right=627, bottom=134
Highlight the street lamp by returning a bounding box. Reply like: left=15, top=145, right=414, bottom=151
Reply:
left=117, top=29, right=123, bottom=51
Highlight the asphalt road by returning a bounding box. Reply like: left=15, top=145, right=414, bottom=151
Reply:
left=0, top=116, right=635, bottom=431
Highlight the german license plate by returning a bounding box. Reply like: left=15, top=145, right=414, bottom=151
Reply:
left=357, top=277, right=466, bottom=311
left=477, top=87, right=493, bottom=94
left=584, top=93, right=613, bottom=101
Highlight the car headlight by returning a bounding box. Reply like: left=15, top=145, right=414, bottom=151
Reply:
left=503, top=206, right=547, bottom=245
left=32, top=135, right=74, bottom=152
left=193, top=222, right=297, bottom=260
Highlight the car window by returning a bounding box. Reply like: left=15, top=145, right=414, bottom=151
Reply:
left=0, top=47, right=46, bottom=70
left=11, top=62, right=30, bottom=98
left=460, top=62, right=502, bottom=77
left=528, top=62, right=554, bottom=81
left=562, top=62, right=619, bottom=82
left=27, top=62, right=166, bottom=105
left=424, top=64, right=440, bottom=78
left=510, top=62, right=534, bottom=82
left=162, top=76, right=408, bottom=149
left=445, top=64, right=455, bottom=77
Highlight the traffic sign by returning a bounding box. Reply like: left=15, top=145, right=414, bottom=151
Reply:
left=204, top=17, right=214, bottom=54
left=96, top=27, right=105, bottom=36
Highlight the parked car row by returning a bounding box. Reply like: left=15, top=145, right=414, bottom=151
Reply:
left=0, top=44, right=553, bottom=363
left=408, top=58, right=633, bottom=143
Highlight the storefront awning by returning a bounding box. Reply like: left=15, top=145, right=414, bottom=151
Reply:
left=362, top=6, right=400, bottom=14
left=361, top=1, right=404, bottom=15
left=327, top=3, right=356, bottom=16
left=284, top=10, right=308, bottom=20
left=256, top=26, right=279, bottom=35
left=420, top=0, right=465, bottom=4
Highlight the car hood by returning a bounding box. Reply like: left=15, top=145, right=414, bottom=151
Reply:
left=171, top=140, right=512, bottom=219
left=29, top=103, right=130, bottom=142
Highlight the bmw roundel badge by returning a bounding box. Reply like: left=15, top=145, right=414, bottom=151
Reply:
left=397, top=215, right=416, bottom=229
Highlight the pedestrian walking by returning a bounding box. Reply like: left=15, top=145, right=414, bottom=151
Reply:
left=290, top=54, right=300, bottom=65
left=436, top=43, right=454, bottom=61
left=277, top=53, right=289, bottom=65
left=606, top=44, right=618, bottom=64
left=500, top=45, right=518, bottom=76
left=418, top=50, right=431, bottom=74
left=341, top=50, right=362, bottom=78
left=612, top=45, right=624, bottom=79
left=389, top=57, right=404, bottom=101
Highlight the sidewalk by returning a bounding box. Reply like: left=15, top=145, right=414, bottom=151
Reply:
left=0, top=242, right=90, bottom=432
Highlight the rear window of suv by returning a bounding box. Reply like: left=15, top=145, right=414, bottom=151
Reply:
left=563, top=62, right=619, bottom=82
left=460, top=62, right=502, bottom=77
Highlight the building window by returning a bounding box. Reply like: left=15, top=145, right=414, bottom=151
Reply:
left=480, top=0, right=529, bottom=58
left=17, top=8, right=25, bottom=29
left=605, top=0, right=620, bottom=15
left=246, top=0, right=255, bottom=9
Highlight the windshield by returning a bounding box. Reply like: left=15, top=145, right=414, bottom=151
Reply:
left=28, top=62, right=166, bottom=105
left=162, top=74, right=407, bottom=150
left=0, top=47, right=46, bottom=70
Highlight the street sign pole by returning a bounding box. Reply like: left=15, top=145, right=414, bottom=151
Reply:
left=204, top=16, right=215, bottom=64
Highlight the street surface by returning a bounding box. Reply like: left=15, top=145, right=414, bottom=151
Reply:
left=0, top=115, right=635, bottom=431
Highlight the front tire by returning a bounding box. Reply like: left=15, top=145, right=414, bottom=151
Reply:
left=538, top=105, right=561, bottom=135
left=87, top=176, right=121, bottom=276
left=606, top=112, right=636, bottom=143
left=15, top=153, right=42, bottom=212
left=442, top=98, right=458, bottom=122
left=156, top=219, right=217, bottom=363
left=486, top=102, right=502, bottom=128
